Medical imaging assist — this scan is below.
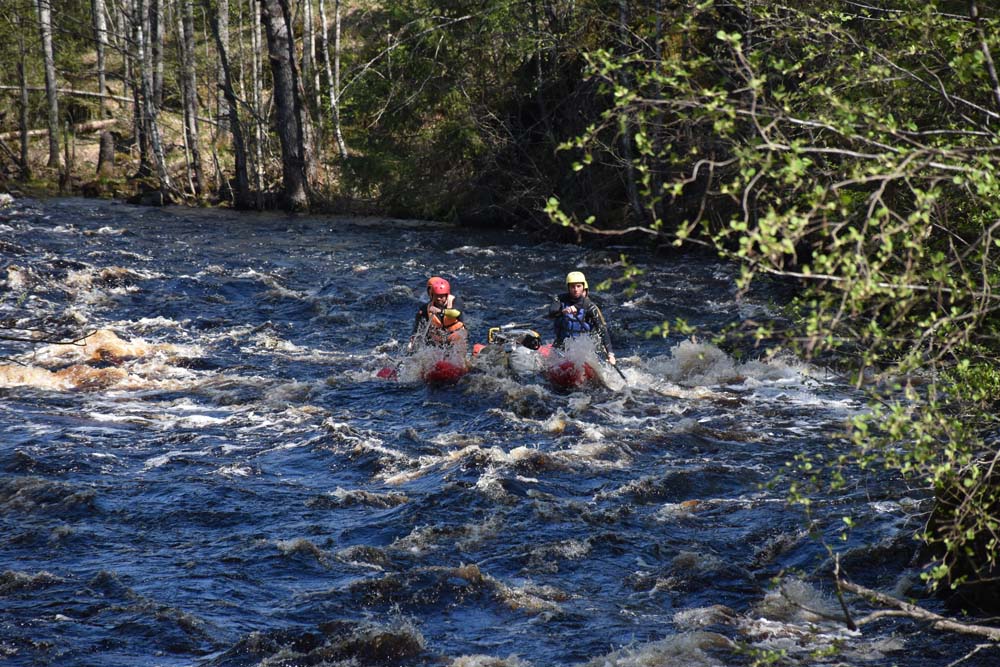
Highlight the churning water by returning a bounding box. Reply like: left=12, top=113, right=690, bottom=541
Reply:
left=0, top=197, right=994, bottom=666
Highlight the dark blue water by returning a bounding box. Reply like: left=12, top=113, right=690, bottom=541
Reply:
left=0, top=197, right=995, bottom=666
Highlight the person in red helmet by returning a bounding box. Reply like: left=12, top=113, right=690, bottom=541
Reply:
left=408, top=276, right=468, bottom=352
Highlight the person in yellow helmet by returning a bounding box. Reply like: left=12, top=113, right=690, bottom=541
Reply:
left=409, top=276, right=468, bottom=352
left=545, top=270, right=615, bottom=365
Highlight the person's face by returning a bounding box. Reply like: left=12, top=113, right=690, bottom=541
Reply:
left=432, top=293, right=449, bottom=307
left=568, top=283, right=585, bottom=298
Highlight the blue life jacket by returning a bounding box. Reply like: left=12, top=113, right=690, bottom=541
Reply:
left=555, top=298, right=592, bottom=341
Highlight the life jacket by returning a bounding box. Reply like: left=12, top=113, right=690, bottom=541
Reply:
left=554, top=297, right=592, bottom=341
left=426, top=295, right=465, bottom=345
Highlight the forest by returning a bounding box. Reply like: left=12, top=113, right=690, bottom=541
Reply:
left=0, top=0, right=647, bottom=221
left=5, top=0, right=1000, bottom=648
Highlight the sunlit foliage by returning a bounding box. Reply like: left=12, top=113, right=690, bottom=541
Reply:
left=558, top=0, right=1000, bottom=599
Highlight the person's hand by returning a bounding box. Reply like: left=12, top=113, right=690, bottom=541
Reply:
left=562, top=305, right=577, bottom=314
left=607, top=353, right=616, bottom=365
left=428, top=305, right=442, bottom=315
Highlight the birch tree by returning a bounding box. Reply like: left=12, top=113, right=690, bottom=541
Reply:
left=137, top=0, right=172, bottom=193
left=150, top=0, right=164, bottom=110
left=92, top=0, right=110, bottom=118
left=302, top=0, right=318, bottom=113
left=249, top=0, right=264, bottom=198
left=179, top=0, right=203, bottom=194
left=216, top=0, right=229, bottom=141
left=318, top=0, right=347, bottom=159
left=35, top=0, right=61, bottom=168
left=130, top=0, right=151, bottom=176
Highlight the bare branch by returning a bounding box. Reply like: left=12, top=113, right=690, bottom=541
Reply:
left=839, top=579, right=1000, bottom=641
left=946, top=644, right=994, bottom=667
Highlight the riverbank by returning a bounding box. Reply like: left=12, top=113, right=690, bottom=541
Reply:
left=0, top=121, right=618, bottom=242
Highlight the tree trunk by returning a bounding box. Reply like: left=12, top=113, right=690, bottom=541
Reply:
left=36, top=0, right=61, bottom=169
left=97, top=130, right=116, bottom=177
left=260, top=0, right=310, bottom=210
left=92, top=0, right=110, bottom=118
left=250, top=0, right=265, bottom=201
left=216, top=0, right=229, bottom=141
left=0, top=136, right=19, bottom=172
left=205, top=0, right=251, bottom=208
left=17, top=15, right=32, bottom=180
left=179, top=0, right=204, bottom=194
left=302, top=0, right=317, bottom=113
left=62, top=122, right=74, bottom=191
left=319, top=0, right=348, bottom=159
left=288, top=0, right=316, bottom=183
left=137, top=0, right=173, bottom=193
left=150, top=0, right=164, bottom=110
left=130, top=0, right=151, bottom=176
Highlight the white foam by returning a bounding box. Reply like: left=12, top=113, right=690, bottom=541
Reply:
left=132, top=316, right=188, bottom=330
left=447, top=655, right=532, bottom=667
left=448, top=245, right=496, bottom=256
left=645, top=341, right=738, bottom=387
left=216, top=464, right=253, bottom=477
left=144, top=448, right=210, bottom=469
left=580, top=632, right=732, bottom=667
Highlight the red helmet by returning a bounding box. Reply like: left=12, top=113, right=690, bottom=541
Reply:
left=427, top=276, right=450, bottom=296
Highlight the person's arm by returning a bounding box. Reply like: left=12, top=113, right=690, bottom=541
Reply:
left=412, top=304, right=427, bottom=336
left=444, top=296, right=464, bottom=323
left=546, top=295, right=564, bottom=319
left=409, top=305, right=427, bottom=351
left=442, top=299, right=465, bottom=341
left=586, top=300, right=615, bottom=363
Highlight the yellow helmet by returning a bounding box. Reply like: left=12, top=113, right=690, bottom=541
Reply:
left=566, top=271, right=588, bottom=289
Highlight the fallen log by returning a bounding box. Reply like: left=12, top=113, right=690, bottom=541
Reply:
left=0, top=85, right=131, bottom=105
left=838, top=578, right=1000, bottom=641
left=0, top=118, right=119, bottom=141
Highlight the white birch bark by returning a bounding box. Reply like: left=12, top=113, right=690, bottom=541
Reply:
left=318, top=0, right=347, bottom=158
left=92, top=0, right=110, bottom=118
left=35, top=0, right=61, bottom=168
left=137, top=0, right=173, bottom=191
left=179, top=0, right=204, bottom=194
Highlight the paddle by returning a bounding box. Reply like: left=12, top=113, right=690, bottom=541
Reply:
left=609, top=359, right=627, bottom=383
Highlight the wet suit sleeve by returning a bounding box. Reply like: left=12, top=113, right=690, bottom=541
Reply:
left=585, top=300, right=614, bottom=356
left=546, top=295, right=564, bottom=319
left=412, top=304, right=428, bottom=338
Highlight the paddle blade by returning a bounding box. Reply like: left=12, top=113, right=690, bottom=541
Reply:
left=611, top=363, right=627, bottom=382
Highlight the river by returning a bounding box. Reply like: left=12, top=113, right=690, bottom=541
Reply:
left=0, top=197, right=994, bottom=666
